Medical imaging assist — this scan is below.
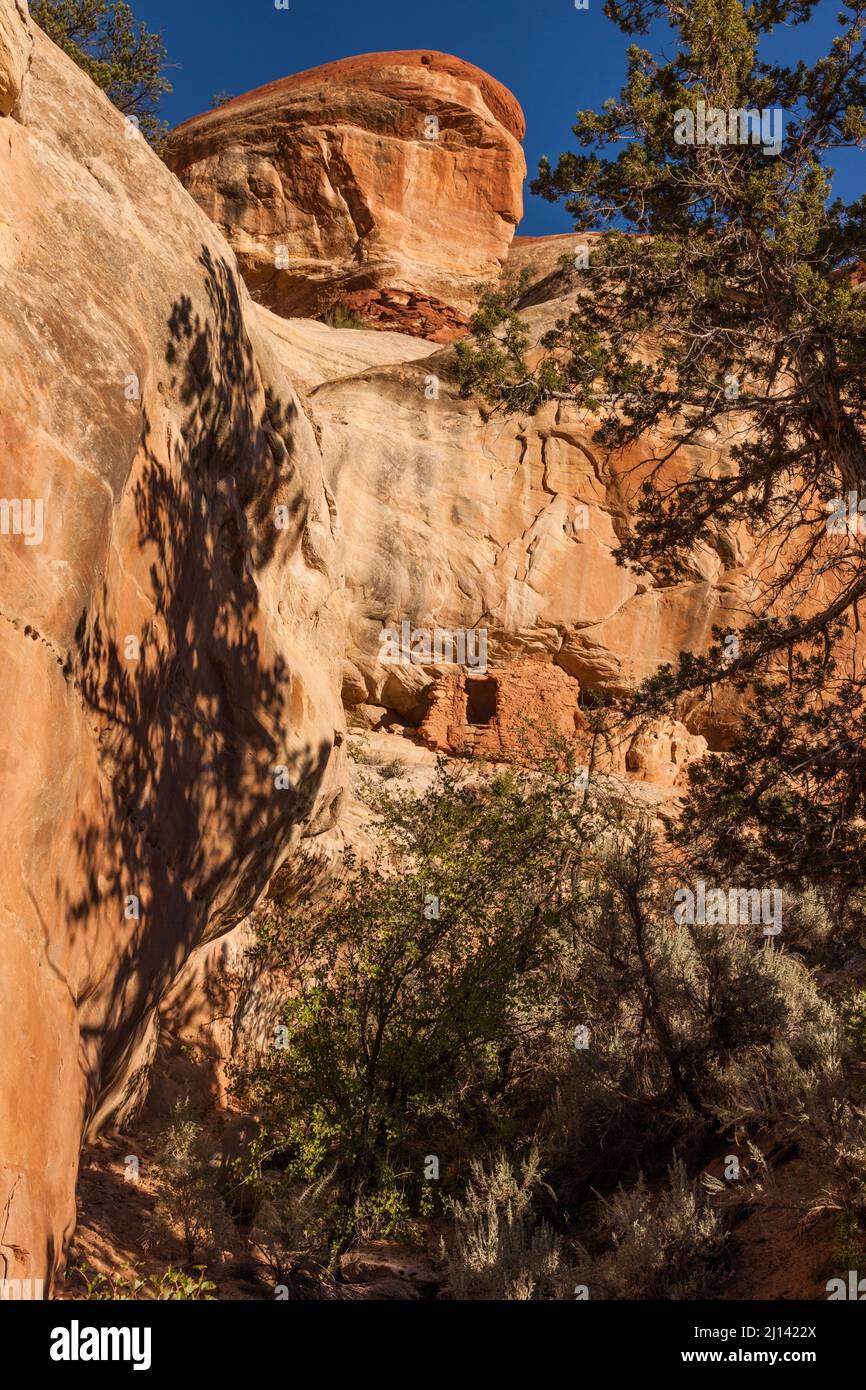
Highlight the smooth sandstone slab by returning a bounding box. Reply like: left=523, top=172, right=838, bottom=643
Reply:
left=0, top=7, right=344, bottom=1288
left=0, top=0, right=30, bottom=117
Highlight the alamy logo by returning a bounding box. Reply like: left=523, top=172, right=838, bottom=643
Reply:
left=673, top=880, right=782, bottom=934
left=379, top=621, right=488, bottom=672
left=827, top=1271, right=866, bottom=1299
left=674, top=100, right=783, bottom=157
left=0, top=497, right=44, bottom=546
left=50, top=1320, right=152, bottom=1371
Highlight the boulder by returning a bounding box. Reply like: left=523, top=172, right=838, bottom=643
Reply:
left=164, top=50, right=526, bottom=333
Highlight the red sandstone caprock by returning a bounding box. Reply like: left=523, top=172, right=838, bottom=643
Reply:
left=165, top=51, right=526, bottom=336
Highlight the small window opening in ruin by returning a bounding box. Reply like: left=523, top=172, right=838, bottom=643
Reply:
left=466, top=677, right=497, bottom=726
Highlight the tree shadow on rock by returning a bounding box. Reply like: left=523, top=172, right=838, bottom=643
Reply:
left=59, top=246, right=335, bottom=1144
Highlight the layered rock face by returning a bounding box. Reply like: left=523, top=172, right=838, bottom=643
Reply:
left=298, top=246, right=751, bottom=766
left=164, top=51, right=526, bottom=333
left=0, top=8, right=345, bottom=1288
left=164, top=51, right=745, bottom=763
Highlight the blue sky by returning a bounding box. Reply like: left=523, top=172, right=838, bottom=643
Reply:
left=132, top=0, right=863, bottom=236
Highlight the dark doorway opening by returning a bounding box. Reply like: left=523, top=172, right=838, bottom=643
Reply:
left=466, top=677, right=497, bottom=725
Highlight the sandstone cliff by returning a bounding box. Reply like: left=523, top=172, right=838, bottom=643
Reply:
left=1, top=18, right=765, bottom=1290
left=273, top=239, right=751, bottom=769
left=0, top=3, right=345, bottom=1288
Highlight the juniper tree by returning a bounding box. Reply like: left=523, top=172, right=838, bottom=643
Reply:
left=458, top=0, right=866, bottom=904
left=32, top=0, right=171, bottom=149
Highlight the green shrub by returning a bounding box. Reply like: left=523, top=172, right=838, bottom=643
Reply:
left=575, top=1161, right=729, bottom=1300
left=841, top=987, right=866, bottom=1060
left=232, top=755, right=601, bottom=1226
left=233, top=742, right=845, bottom=1273
left=322, top=305, right=370, bottom=331
left=548, top=826, right=839, bottom=1182
left=834, top=1211, right=866, bottom=1271
left=444, top=1148, right=571, bottom=1300
left=67, top=1261, right=215, bottom=1300
left=146, top=1098, right=232, bottom=1264
left=806, top=1091, right=866, bottom=1229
